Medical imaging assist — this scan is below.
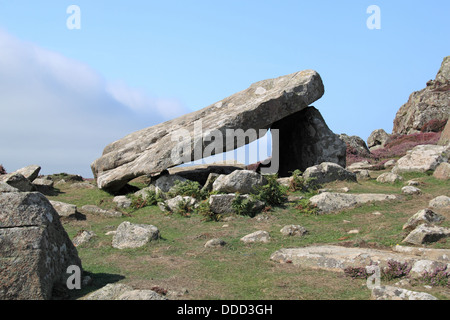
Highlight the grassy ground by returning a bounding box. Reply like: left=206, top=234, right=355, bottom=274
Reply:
left=48, top=169, right=450, bottom=300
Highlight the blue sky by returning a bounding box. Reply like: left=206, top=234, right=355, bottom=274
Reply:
left=1, top=1, right=449, bottom=177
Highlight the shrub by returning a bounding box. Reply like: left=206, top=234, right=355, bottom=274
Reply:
left=294, top=198, right=319, bottom=215
left=173, top=198, right=195, bottom=217
left=0, top=164, right=6, bottom=175
left=419, top=266, right=450, bottom=288
left=381, top=260, right=411, bottom=281
left=168, top=180, right=208, bottom=200
left=344, top=266, right=370, bottom=279
left=255, top=174, right=287, bottom=206
left=196, top=200, right=221, bottom=222
left=231, top=193, right=256, bottom=217
left=128, top=189, right=162, bottom=210
left=289, top=170, right=318, bottom=192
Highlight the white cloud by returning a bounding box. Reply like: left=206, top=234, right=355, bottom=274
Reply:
left=0, top=29, right=189, bottom=178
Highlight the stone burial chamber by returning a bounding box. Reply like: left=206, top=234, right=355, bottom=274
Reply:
left=91, top=69, right=346, bottom=193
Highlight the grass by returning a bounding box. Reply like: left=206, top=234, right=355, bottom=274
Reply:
left=47, top=169, right=450, bottom=300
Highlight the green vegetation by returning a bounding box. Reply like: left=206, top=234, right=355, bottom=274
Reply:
left=47, top=167, right=450, bottom=300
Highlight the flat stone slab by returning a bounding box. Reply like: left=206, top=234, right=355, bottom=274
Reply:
left=270, top=245, right=450, bottom=276
left=91, top=70, right=324, bottom=192
left=309, top=192, right=399, bottom=214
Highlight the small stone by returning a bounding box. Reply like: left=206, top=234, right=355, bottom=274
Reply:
left=402, top=186, right=421, bottom=195
left=240, top=230, right=270, bottom=244
left=348, top=229, right=360, bottom=234
left=204, top=239, right=226, bottom=248
left=280, top=225, right=308, bottom=237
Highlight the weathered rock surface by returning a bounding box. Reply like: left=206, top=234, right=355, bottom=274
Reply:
left=401, top=186, right=422, bottom=195
left=280, top=225, right=308, bottom=237
left=152, top=174, right=188, bottom=193
left=309, top=192, right=398, bottom=214
left=439, top=120, right=450, bottom=145
left=270, top=245, right=448, bottom=278
left=72, top=230, right=96, bottom=247
left=113, top=195, right=132, bottom=208
left=49, top=200, right=78, bottom=218
left=0, top=191, right=82, bottom=300
left=392, top=144, right=449, bottom=174
left=433, top=162, right=450, bottom=180
left=367, top=129, right=391, bottom=151
left=402, top=208, right=445, bottom=232
left=112, top=221, right=160, bottom=249
left=240, top=230, right=271, bottom=243
left=91, top=70, right=325, bottom=192
left=168, top=163, right=244, bottom=187
left=83, top=283, right=167, bottom=300
left=0, top=173, right=35, bottom=192
left=376, top=172, right=403, bottom=184
left=0, top=165, right=41, bottom=182
left=429, top=195, right=450, bottom=209
left=204, top=238, right=227, bottom=248
left=158, top=195, right=198, bottom=213
left=402, top=224, right=450, bottom=245
left=212, top=170, right=266, bottom=195
left=339, top=133, right=371, bottom=156
left=371, top=286, right=438, bottom=300
left=303, top=162, right=357, bottom=187
left=271, top=106, right=347, bottom=177
left=209, top=193, right=265, bottom=215
left=393, top=56, right=450, bottom=135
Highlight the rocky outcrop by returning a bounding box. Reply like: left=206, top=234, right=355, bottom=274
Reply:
left=271, top=107, right=347, bottom=177
left=393, top=56, right=450, bottom=135
left=433, top=162, right=450, bottom=180
left=91, top=70, right=325, bottom=192
left=367, top=129, right=391, bottom=151
left=371, top=286, right=438, bottom=300
left=402, top=224, right=450, bottom=245
left=209, top=193, right=265, bottom=215
left=392, top=144, right=449, bottom=174
left=0, top=190, right=82, bottom=299
left=439, top=120, right=450, bottom=145
left=339, top=133, right=370, bottom=156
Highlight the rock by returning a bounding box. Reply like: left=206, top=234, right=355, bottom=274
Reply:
left=169, top=163, right=244, bottom=187
left=367, top=129, right=391, bottom=151
left=286, top=195, right=303, bottom=203
left=204, top=238, right=227, bottom=248
left=84, top=283, right=167, bottom=300
left=1, top=173, right=35, bottom=192
left=271, top=106, right=347, bottom=177
left=70, top=181, right=96, bottom=189
left=240, top=230, right=271, bottom=244
left=84, top=283, right=133, bottom=300
left=0, top=181, right=19, bottom=193
left=117, top=290, right=167, bottom=300
left=383, top=159, right=396, bottom=169
left=403, top=224, right=450, bottom=245
left=309, top=192, right=398, bottom=214
left=280, top=225, right=308, bottom=237
left=113, top=196, right=132, bottom=208
left=72, top=230, right=96, bottom=247
left=392, top=245, right=450, bottom=262
left=201, top=173, right=220, bottom=192
left=348, top=229, right=360, bottom=234
left=303, top=162, right=357, bottom=187
left=212, top=170, right=266, bottom=194
left=438, top=120, right=450, bottom=145
left=376, top=172, right=403, bottom=184
left=49, top=200, right=78, bottom=218
left=270, top=245, right=444, bottom=277
left=433, top=162, right=450, bottom=180
left=0, top=191, right=82, bottom=300
left=112, top=221, right=160, bottom=249
left=33, top=177, right=54, bottom=188
left=11, top=165, right=41, bottom=182
left=371, top=286, right=438, bottom=300
left=407, top=180, right=420, bottom=186
left=354, top=169, right=371, bottom=181
left=158, top=195, right=198, bottom=213
left=276, top=177, right=292, bottom=187
left=409, top=260, right=449, bottom=278
left=91, top=70, right=325, bottom=192
left=80, top=205, right=123, bottom=218
left=134, top=185, right=164, bottom=200
left=339, top=133, right=371, bottom=156
left=152, top=174, right=188, bottom=193
left=402, top=208, right=445, bottom=231
left=429, top=195, right=450, bottom=209
left=401, top=186, right=422, bottom=195
left=208, top=194, right=265, bottom=215
left=346, top=161, right=374, bottom=171
left=393, top=56, right=450, bottom=135
left=392, top=144, right=449, bottom=174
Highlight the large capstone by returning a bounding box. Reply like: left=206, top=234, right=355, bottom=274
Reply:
left=91, top=70, right=325, bottom=192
